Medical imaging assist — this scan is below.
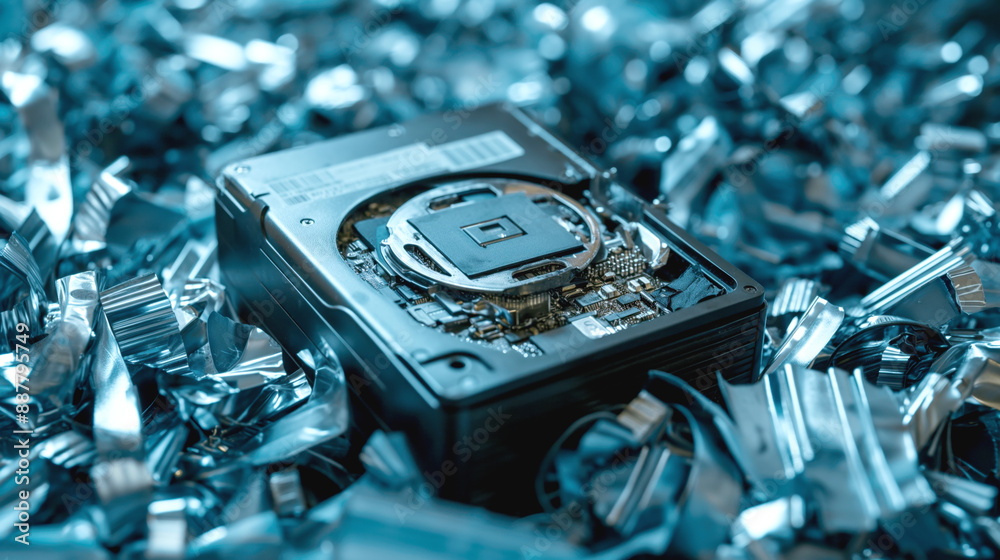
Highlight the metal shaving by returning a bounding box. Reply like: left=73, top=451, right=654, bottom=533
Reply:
left=1, top=0, right=1000, bottom=558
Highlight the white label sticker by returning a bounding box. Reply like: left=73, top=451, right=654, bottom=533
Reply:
left=270, top=131, right=525, bottom=205
left=571, top=316, right=616, bottom=339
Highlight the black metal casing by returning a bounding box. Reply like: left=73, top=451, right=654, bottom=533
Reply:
left=215, top=104, right=766, bottom=512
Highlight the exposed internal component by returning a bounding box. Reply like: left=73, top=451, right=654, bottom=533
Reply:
left=382, top=179, right=601, bottom=294
left=337, top=177, right=726, bottom=357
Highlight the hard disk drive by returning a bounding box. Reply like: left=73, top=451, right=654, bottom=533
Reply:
left=215, top=104, right=766, bottom=512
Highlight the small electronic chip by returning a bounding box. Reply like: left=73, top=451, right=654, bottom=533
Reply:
left=627, top=276, right=654, bottom=292
left=575, top=292, right=604, bottom=308
left=617, top=293, right=640, bottom=306
left=605, top=308, right=641, bottom=323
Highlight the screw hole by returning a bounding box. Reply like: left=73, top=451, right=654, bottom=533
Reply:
left=448, top=358, right=466, bottom=370
left=301, top=218, right=315, bottom=226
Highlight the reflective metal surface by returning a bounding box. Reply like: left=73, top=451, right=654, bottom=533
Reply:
left=1, top=0, right=1000, bottom=557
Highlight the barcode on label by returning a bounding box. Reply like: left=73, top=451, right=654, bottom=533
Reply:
left=270, top=131, right=524, bottom=206
left=437, top=131, right=524, bottom=169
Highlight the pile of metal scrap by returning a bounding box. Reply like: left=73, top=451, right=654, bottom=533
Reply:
left=1, top=0, right=1000, bottom=558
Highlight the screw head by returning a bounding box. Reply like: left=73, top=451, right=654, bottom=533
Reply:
left=233, top=165, right=250, bottom=174
left=300, top=218, right=314, bottom=226
left=744, top=285, right=758, bottom=294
